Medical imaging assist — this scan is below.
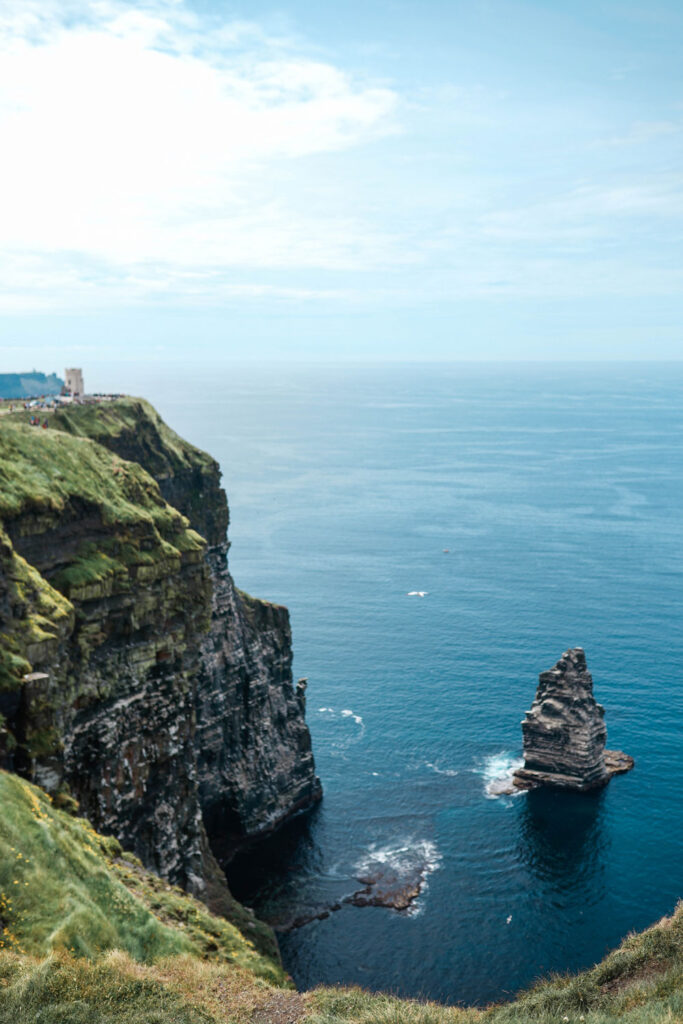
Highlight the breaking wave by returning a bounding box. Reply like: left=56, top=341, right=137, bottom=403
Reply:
left=317, top=706, right=364, bottom=727
left=341, top=708, right=364, bottom=726
left=355, top=837, right=442, bottom=876
left=353, top=838, right=442, bottom=915
left=472, top=751, right=524, bottom=800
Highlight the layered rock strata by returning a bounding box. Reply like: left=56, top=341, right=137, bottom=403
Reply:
left=196, top=556, right=320, bottom=862
left=513, top=647, right=633, bottom=791
left=0, top=399, right=321, bottom=908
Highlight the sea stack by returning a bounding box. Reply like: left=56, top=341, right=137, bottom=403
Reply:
left=513, top=648, right=634, bottom=791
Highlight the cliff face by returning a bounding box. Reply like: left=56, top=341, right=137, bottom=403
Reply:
left=197, top=560, right=319, bottom=861
left=0, top=399, right=320, bottom=903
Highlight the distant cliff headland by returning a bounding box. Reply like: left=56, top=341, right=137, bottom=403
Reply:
left=0, top=396, right=321, bottom=925
left=0, top=371, right=64, bottom=399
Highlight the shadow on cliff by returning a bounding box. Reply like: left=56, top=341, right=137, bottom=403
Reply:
left=516, top=787, right=609, bottom=901
left=226, top=802, right=324, bottom=914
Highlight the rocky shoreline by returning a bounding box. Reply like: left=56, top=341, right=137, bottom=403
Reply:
left=270, top=869, right=429, bottom=933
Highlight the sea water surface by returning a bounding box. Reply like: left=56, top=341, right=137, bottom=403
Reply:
left=128, top=362, right=682, bottom=1006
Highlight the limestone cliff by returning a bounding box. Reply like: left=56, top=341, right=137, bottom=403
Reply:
left=0, top=399, right=321, bottom=909
left=513, top=647, right=633, bottom=791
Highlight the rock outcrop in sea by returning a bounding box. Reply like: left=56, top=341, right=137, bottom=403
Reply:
left=513, top=647, right=633, bottom=791
left=0, top=398, right=321, bottom=917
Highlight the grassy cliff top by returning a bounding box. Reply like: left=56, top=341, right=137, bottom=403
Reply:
left=0, top=410, right=208, bottom=691
left=0, top=415, right=188, bottom=534
left=14, top=397, right=231, bottom=545
left=9, top=397, right=218, bottom=482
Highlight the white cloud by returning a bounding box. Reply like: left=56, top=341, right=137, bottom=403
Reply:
left=474, top=181, right=683, bottom=245
left=599, top=120, right=681, bottom=147
left=1, top=0, right=681, bottom=316
left=0, top=0, right=399, bottom=308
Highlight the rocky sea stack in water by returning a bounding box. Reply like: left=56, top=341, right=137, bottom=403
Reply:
left=513, top=647, right=634, bottom=791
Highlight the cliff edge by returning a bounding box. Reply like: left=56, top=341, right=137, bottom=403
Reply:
left=0, top=398, right=321, bottom=912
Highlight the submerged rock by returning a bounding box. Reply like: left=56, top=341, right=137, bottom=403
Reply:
left=513, top=647, right=633, bottom=791
left=347, top=871, right=422, bottom=912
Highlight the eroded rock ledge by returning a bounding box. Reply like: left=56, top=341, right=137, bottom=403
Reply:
left=513, top=647, right=634, bottom=792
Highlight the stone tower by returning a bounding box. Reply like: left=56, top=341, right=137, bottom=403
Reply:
left=64, top=368, right=84, bottom=398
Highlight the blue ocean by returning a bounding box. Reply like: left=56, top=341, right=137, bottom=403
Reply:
left=133, top=362, right=682, bottom=1006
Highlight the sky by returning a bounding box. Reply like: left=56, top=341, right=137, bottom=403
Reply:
left=1, top=0, right=682, bottom=367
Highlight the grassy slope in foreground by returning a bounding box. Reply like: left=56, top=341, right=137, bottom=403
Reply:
left=0, top=775, right=681, bottom=1023
left=0, top=770, right=285, bottom=982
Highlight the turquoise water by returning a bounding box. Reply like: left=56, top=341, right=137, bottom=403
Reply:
left=142, top=363, right=682, bottom=1006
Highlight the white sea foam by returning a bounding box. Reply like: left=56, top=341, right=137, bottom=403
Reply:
left=317, top=706, right=365, bottom=755
left=318, top=707, right=363, bottom=727
left=472, top=751, right=524, bottom=800
left=355, top=838, right=442, bottom=876
left=341, top=708, right=364, bottom=725
left=354, top=837, right=442, bottom=915
left=424, top=761, right=459, bottom=777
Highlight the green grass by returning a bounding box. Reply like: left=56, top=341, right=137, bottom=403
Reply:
left=0, top=951, right=221, bottom=1024
left=0, top=770, right=299, bottom=1023
left=0, top=417, right=188, bottom=533
left=17, top=397, right=217, bottom=480
left=0, top=416, right=209, bottom=697
left=110, top=857, right=281, bottom=977
left=0, top=771, right=285, bottom=987
left=15, top=398, right=230, bottom=545
left=0, top=949, right=299, bottom=1024
left=0, top=524, right=73, bottom=691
